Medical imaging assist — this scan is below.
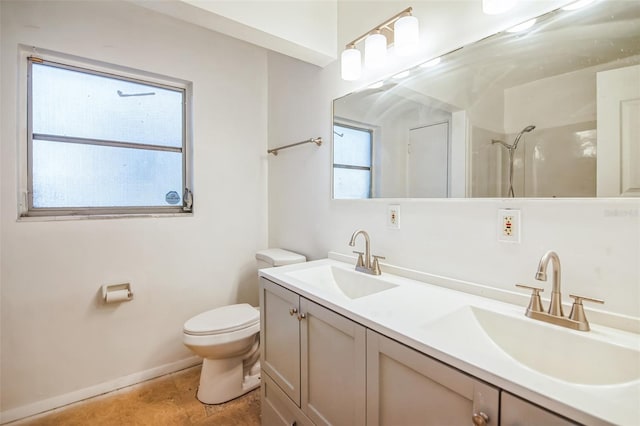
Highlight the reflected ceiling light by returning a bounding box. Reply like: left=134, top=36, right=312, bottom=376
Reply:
left=392, top=70, right=411, bottom=80
left=341, top=45, right=362, bottom=81
left=341, top=7, right=420, bottom=81
left=368, top=81, right=384, bottom=89
left=482, top=0, right=518, bottom=15
left=507, top=18, right=536, bottom=33
left=562, top=0, right=596, bottom=10
left=365, top=31, right=387, bottom=68
left=419, top=57, right=441, bottom=68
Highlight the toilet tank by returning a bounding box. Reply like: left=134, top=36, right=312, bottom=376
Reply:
left=255, top=248, right=306, bottom=269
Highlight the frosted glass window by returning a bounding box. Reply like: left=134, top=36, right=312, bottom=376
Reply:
left=333, top=124, right=372, bottom=199
left=32, top=64, right=183, bottom=148
left=32, top=140, right=182, bottom=208
left=26, top=57, right=190, bottom=216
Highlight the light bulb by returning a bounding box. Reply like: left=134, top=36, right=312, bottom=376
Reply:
left=341, top=47, right=361, bottom=81
left=364, top=32, right=387, bottom=68
left=482, top=0, right=517, bottom=15
left=394, top=15, right=419, bottom=56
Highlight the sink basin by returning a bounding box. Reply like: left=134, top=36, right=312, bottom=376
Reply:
left=423, top=306, right=640, bottom=385
left=284, top=264, right=398, bottom=299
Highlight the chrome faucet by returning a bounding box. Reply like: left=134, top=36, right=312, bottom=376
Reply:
left=516, top=250, right=604, bottom=331
left=348, top=229, right=384, bottom=275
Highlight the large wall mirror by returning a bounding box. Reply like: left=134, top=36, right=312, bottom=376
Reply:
left=332, top=1, right=640, bottom=199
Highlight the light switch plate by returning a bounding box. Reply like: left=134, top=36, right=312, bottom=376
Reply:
left=498, top=209, right=520, bottom=243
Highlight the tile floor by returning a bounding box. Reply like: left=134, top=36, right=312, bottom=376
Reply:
left=13, top=365, right=261, bottom=426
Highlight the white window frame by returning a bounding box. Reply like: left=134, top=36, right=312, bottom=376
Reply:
left=19, top=47, right=193, bottom=219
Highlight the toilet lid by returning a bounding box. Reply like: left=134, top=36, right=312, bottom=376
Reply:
left=183, top=303, right=259, bottom=336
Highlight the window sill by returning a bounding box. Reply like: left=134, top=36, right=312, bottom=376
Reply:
left=17, top=212, right=193, bottom=222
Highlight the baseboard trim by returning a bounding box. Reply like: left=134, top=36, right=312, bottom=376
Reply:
left=0, top=356, right=201, bottom=424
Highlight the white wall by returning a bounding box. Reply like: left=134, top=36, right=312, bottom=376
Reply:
left=133, top=0, right=338, bottom=67
left=0, top=0, right=268, bottom=420
left=267, top=0, right=640, bottom=326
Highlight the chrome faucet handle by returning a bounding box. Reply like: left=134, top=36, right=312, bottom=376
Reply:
left=352, top=251, right=365, bottom=267
left=516, top=284, right=545, bottom=313
left=372, top=255, right=385, bottom=275
left=568, top=294, right=604, bottom=329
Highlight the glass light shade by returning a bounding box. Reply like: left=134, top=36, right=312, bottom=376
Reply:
left=341, top=47, right=362, bottom=81
left=364, top=33, right=387, bottom=68
left=394, top=15, right=419, bottom=56
left=482, top=0, right=517, bottom=15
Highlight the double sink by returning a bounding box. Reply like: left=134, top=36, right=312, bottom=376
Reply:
left=270, top=257, right=640, bottom=424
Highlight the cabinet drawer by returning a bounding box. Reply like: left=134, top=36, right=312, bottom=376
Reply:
left=501, top=392, right=580, bottom=426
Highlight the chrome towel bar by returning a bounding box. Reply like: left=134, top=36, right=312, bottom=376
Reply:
left=268, top=137, right=322, bottom=156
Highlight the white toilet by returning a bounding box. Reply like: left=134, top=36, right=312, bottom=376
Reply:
left=183, top=248, right=306, bottom=404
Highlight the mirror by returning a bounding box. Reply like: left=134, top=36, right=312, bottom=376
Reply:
left=333, top=1, right=640, bottom=199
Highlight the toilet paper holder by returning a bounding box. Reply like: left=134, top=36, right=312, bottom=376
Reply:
left=101, top=283, right=133, bottom=303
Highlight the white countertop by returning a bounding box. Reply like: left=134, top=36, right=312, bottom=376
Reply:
left=259, top=256, right=640, bottom=426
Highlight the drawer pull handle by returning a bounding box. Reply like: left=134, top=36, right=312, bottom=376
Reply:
left=472, top=411, right=489, bottom=426
left=297, top=313, right=306, bottom=321
left=289, top=307, right=298, bottom=316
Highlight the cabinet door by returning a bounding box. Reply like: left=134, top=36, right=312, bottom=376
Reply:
left=501, top=392, right=579, bottom=426
left=262, top=373, right=314, bottom=426
left=300, top=298, right=366, bottom=426
left=260, top=278, right=301, bottom=406
left=366, top=330, right=499, bottom=426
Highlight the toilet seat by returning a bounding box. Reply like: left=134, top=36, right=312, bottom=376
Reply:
left=183, top=303, right=259, bottom=336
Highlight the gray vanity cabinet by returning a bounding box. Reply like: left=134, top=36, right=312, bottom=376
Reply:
left=260, top=278, right=367, bottom=426
left=366, top=330, right=500, bottom=426
left=501, top=392, right=579, bottom=426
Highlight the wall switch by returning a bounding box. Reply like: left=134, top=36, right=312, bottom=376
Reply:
left=498, top=209, right=520, bottom=243
left=387, top=205, right=400, bottom=229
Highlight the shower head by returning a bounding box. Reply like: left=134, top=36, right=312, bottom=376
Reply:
left=512, top=124, right=536, bottom=150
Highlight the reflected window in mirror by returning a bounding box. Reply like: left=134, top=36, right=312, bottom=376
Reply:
left=333, top=124, right=372, bottom=199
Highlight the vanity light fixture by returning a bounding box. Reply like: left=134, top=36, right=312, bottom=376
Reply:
left=482, top=0, right=518, bottom=15
left=394, top=14, right=420, bottom=56
left=364, top=31, right=387, bottom=68
left=340, top=7, right=419, bottom=81
left=507, top=18, right=537, bottom=33
left=341, top=45, right=362, bottom=81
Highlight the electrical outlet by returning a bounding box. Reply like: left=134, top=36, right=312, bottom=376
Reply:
left=498, top=209, right=520, bottom=243
left=387, top=204, right=400, bottom=229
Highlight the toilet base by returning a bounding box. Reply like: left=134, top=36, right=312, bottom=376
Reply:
left=196, top=357, right=261, bottom=405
